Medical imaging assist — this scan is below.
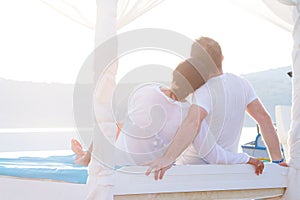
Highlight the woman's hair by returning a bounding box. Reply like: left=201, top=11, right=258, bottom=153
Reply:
left=171, top=60, right=205, bottom=101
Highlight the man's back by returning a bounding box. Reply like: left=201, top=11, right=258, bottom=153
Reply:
left=192, top=73, right=257, bottom=153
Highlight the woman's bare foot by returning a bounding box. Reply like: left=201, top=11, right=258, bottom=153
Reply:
left=71, top=139, right=91, bottom=166
left=71, top=139, right=85, bottom=155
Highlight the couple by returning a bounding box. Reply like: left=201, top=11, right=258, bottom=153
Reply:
left=72, top=36, right=287, bottom=179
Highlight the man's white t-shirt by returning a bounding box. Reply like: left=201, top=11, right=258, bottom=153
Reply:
left=187, top=73, right=257, bottom=164
left=115, top=82, right=254, bottom=165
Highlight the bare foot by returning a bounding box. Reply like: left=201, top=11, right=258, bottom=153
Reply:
left=71, top=139, right=85, bottom=156
left=71, top=139, right=90, bottom=166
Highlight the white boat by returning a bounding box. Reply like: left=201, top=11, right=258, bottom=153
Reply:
left=241, top=125, right=270, bottom=160
left=241, top=72, right=293, bottom=161
left=240, top=124, right=289, bottom=161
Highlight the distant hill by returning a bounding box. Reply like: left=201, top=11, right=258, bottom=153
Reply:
left=242, top=66, right=292, bottom=126
left=0, top=66, right=292, bottom=128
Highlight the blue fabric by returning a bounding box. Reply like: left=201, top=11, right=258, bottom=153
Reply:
left=0, top=154, right=88, bottom=184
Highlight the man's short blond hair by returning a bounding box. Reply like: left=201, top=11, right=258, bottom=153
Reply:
left=193, top=37, right=223, bottom=70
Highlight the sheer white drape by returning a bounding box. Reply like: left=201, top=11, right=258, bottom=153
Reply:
left=85, top=1, right=165, bottom=199
left=282, top=1, right=300, bottom=199
left=40, top=0, right=165, bottom=30
left=117, top=0, right=165, bottom=29
left=86, top=0, right=119, bottom=199
left=227, top=0, right=293, bottom=32
left=263, top=0, right=294, bottom=25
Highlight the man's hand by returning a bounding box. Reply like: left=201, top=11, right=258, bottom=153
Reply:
left=247, top=157, right=264, bottom=175
left=279, top=162, right=288, bottom=167
left=145, top=156, right=174, bottom=180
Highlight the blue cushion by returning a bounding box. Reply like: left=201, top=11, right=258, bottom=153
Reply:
left=0, top=154, right=88, bottom=184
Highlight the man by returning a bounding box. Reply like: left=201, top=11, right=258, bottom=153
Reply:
left=146, top=37, right=287, bottom=180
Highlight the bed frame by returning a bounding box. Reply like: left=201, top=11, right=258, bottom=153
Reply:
left=0, top=164, right=287, bottom=200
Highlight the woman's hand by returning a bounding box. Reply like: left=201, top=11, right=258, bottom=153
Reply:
left=247, top=157, right=264, bottom=175
left=145, top=156, right=175, bottom=180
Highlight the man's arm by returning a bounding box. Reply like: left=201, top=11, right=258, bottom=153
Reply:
left=145, top=105, right=206, bottom=180
left=188, top=122, right=264, bottom=175
left=246, top=99, right=283, bottom=161
left=192, top=120, right=250, bottom=164
left=202, top=142, right=264, bottom=175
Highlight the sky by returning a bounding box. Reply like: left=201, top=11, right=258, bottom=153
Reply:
left=0, top=0, right=294, bottom=83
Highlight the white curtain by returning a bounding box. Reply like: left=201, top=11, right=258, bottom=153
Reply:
left=282, top=1, right=300, bottom=199
left=82, top=1, right=164, bottom=199
left=263, top=0, right=295, bottom=25
left=40, top=0, right=165, bottom=30
left=227, top=0, right=293, bottom=32
left=117, top=0, right=165, bottom=29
